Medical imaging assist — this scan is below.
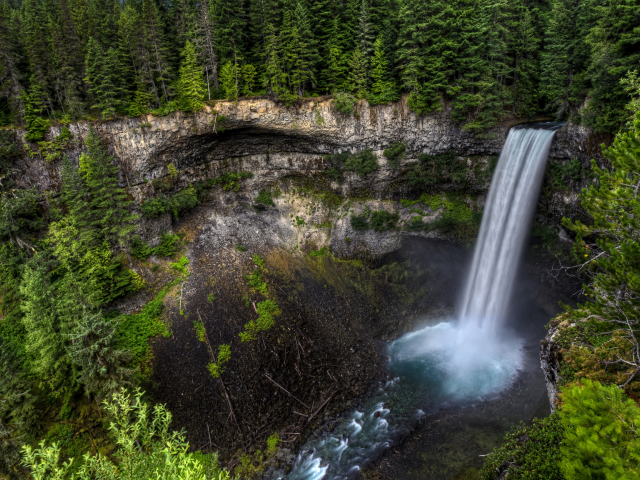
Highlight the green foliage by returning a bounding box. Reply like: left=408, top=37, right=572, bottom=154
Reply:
left=255, top=189, right=275, bottom=207
left=252, top=254, right=265, bottom=269
left=239, top=300, right=281, bottom=342
left=67, top=310, right=135, bottom=401
left=207, top=344, right=231, bottom=378
left=211, top=172, right=253, bottom=192
left=220, top=60, right=239, bottom=102
left=383, top=142, right=406, bottom=169
left=407, top=150, right=466, bottom=187
left=193, top=319, right=206, bottom=342
left=333, top=91, right=357, bottom=116
left=115, top=297, right=169, bottom=363
left=310, top=246, right=330, bottom=257
left=481, top=415, right=564, bottom=480
left=266, top=432, right=280, bottom=452
left=38, top=127, right=73, bottom=162
left=560, top=116, right=640, bottom=392
left=559, top=380, right=640, bottom=479
left=22, top=84, right=49, bottom=142
left=207, top=293, right=216, bottom=303
left=21, top=389, right=234, bottom=480
left=370, top=210, right=399, bottom=232
left=130, top=236, right=153, bottom=260
left=369, top=36, right=399, bottom=105
left=142, top=185, right=199, bottom=220
left=154, top=233, right=181, bottom=257
left=344, top=149, right=378, bottom=176
left=547, top=159, right=584, bottom=189
left=350, top=206, right=371, bottom=231
left=235, top=244, right=247, bottom=252
left=167, top=163, right=178, bottom=179
left=245, top=269, right=268, bottom=296
left=175, top=41, right=205, bottom=113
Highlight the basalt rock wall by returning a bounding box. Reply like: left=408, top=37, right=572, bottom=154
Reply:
left=9, top=96, right=606, bottom=201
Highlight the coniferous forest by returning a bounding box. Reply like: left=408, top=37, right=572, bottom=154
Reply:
left=0, top=0, right=639, bottom=135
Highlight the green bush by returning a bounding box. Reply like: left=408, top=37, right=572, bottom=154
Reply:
left=239, top=299, right=281, bottom=342
left=142, top=185, right=199, bottom=219
left=383, top=141, right=406, bottom=169
left=370, top=210, right=399, bottom=231
left=350, top=206, right=371, bottom=231
left=154, top=233, right=180, bottom=257
left=130, top=237, right=153, bottom=260
left=559, top=380, right=640, bottom=479
left=344, top=149, right=378, bottom=175
left=255, top=189, right=275, bottom=206
left=481, top=415, right=564, bottom=480
left=115, top=299, right=168, bottom=363
left=406, top=150, right=464, bottom=187
left=547, top=158, right=584, bottom=188
left=211, top=172, right=253, bottom=191
left=333, top=91, right=357, bottom=116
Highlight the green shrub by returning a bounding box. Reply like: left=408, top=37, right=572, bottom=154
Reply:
left=170, top=255, right=189, bottom=273
left=344, top=149, right=378, bottom=175
left=142, top=185, right=199, bottom=220
left=193, top=319, right=206, bottom=342
left=324, top=167, right=345, bottom=182
left=239, top=300, right=281, bottom=342
left=559, top=380, right=640, bottom=479
left=405, top=216, right=427, bottom=231
left=255, top=189, right=275, bottom=206
left=481, top=414, right=564, bottom=480
left=350, top=207, right=371, bottom=231
left=207, top=293, right=216, bottom=303
left=212, top=172, right=253, bottom=191
left=406, top=150, right=464, bottom=187
left=154, top=233, right=180, bottom=257
left=547, top=158, right=584, bottom=188
left=207, top=344, right=231, bottom=378
left=370, top=210, right=399, bottom=231
left=130, top=237, right=152, bottom=260
left=267, top=432, right=281, bottom=452
left=236, top=244, right=247, bottom=252
left=115, top=299, right=168, bottom=363
left=383, top=141, right=406, bottom=169
left=252, top=254, right=265, bottom=269
left=333, top=91, right=357, bottom=116
left=245, top=269, right=268, bottom=295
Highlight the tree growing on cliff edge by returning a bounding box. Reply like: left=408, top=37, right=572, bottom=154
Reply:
left=176, top=41, right=205, bottom=112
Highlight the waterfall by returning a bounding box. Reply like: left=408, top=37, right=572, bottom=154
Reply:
left=459, top=123, right=562, bottom=329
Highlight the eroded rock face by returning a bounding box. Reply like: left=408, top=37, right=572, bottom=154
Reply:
left=540, top=319, right=566, bottom=413
left=10, top=97, right=605, bottom=200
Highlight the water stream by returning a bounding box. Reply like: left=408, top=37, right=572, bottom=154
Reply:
left=281, top=123, right=562, bottom=480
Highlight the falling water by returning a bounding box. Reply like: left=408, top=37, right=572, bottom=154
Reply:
left=459, top=123, right=563, bottom=329
left=281, top=123, right=562, bottom=480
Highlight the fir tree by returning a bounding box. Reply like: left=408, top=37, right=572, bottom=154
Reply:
left=369, top=35, right=398, bottom=104
left=324, top=44, right=347, bottom=93
left=355, top=0, right=375, bottom=70
left=175, top=40, right=205, bottom=112
left=142, top=0, right=172, bottom=103
left=22, top=82, right=49, bottom=142
left=67, top=310, right=135, bottom=401
left=0, top=2, right=25, bottom=124
left=85, top=38, right=127, bottom=119
left=194, top=0, right=220, bottom=99
left=220, top=60, right=239, bottom=101
left=346, top=48, right=368, bottom=99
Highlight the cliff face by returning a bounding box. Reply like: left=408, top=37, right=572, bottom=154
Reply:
left=10, top=96, right=606, bottom=200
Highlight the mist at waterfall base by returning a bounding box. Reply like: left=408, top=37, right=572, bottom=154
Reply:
left=283, top=123, right=562, bottom=480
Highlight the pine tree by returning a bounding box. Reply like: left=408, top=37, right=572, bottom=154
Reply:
left=20, top=258, right=71, bottom=388
left=263, top=23, right=287, bottom=98
left=211, top=0, right=246, bottom=65
left=85, top=38, right=127, bottom=119
left=323, top=44, right=347, bottom=93
left=293, top=1, right=320, bottom=84
left=175, top=40, right=205, bottom=111
left=194, top=0, right=220, bottom=99
left=280, top=9, right=311, bottom=98
left=88, top=0, right=120, bottom=51
left=369, top=35, right=398, bottom=104
left=511, top=4, right=541, bottom=118
left=355, top=0, right=375, bottom=70
left=220, top=60, right=239, bottom=101
left=22, top=82, right=49, bottom=142
left=142, top=0, right=172, bottom=103
left=241, top=64, right=257, bottom=96
left=346, top=48, right=368, bottom=99
left=0, top=2, right=25, bottom=124
left=67, top=310, right=135, bottom=401
left=71, top=128, right=138, bottom=250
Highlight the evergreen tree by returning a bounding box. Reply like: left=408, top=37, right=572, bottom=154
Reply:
left=194, top=0, right=220, bottom=98
left=67, top=310, right=135, bottom=401
left=175, top=40, right=205, bottom=111
left=293, top=0, right=320, bottom=84
left=241, top=64, right=257, bottom=96
left=280, top=9, right=311, bottom=98
left=346, top=48, right=368, bottom=99
left=0, top=2, right=25, bottom=124
left=323, top=44, right=347, bottom=93
left=142, top=0, right=173, bottom=103
left=211, top=0, right=246, bottom=65
left=220, top=60, right=239, bottom=101
left=355, top=0, right=375, bottom=72
left=71, top=128, right=138, bottom=250
left=88, top=0, right=120, bottom=51
left=85, top=38, right=127, bottom=119
left=22, top=82, right=49, bottom=142
left=263, top=23, right=287, bottom=98
left=369, top=35, right=398, bottom=104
